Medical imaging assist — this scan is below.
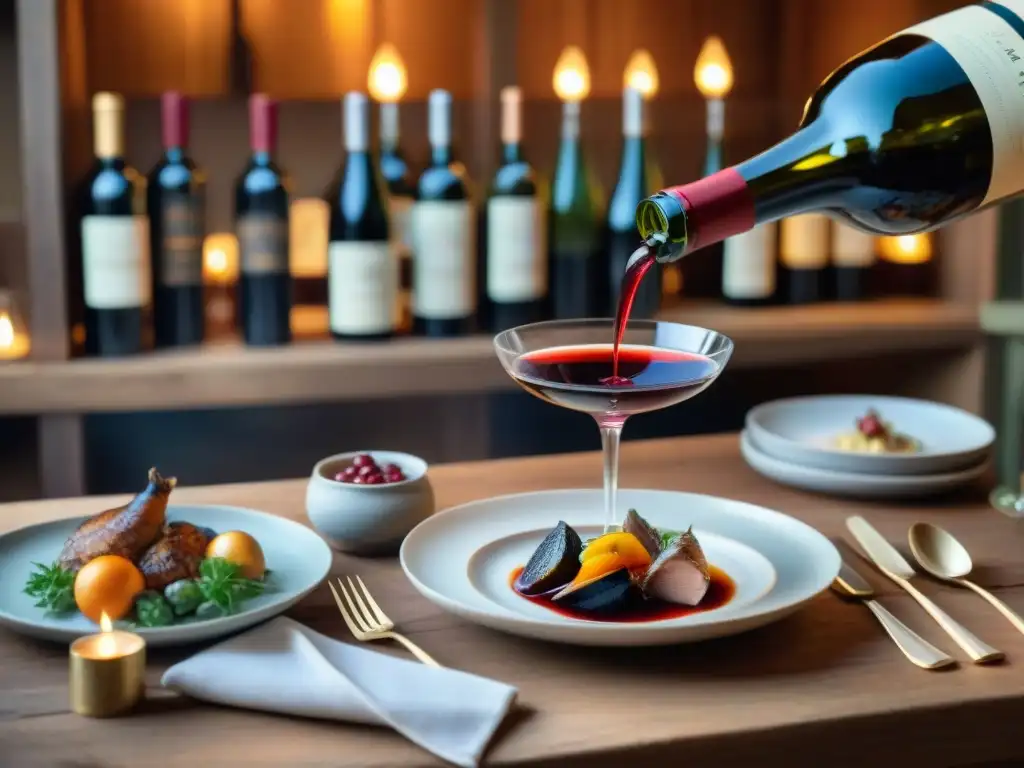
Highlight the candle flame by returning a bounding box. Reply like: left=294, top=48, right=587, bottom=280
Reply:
left=0, top=313, right=14, bottom=349
left=879, top=233, right=933, bottom=264
left=624, top=49, right=659, bottom=98
left=368, top=43, right=407, bottom=103
left=553, top=46, right=591, bottom=102
left=99, top=612, right=113, bottom=633
left=695, top=36, right=734, bottom=99
left=203, top=233, right=239, bottom=283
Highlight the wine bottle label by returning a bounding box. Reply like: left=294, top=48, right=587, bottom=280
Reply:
left=159, top=193, right=204, bottom=287
left=486, top=196, right=546, bottom=303
left=327, top=241, right=398, bottom=335
left=410, top=200, right=476, bottom=319
left=830, top=222, right=876, bottom=268
left=237, top=213, right=289, bottom=275
left=903, top=4, right=1024, bottom=205
left=722, top=222, right=776, bottom=299
left=81, top=215, right=151, bottom=309
left=779, top=214, right=829, bottom=269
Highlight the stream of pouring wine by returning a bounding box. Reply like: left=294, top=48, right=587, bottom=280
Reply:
left=611, top=241, right=657, bottom=380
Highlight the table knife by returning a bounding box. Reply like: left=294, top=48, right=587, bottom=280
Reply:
left=845, top=516, right=1003, bottom=664
left=833, top=559, right=955, bottom=669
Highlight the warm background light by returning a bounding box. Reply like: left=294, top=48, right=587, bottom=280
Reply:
left=878, top=233, right=933, bottom=264
left=624, top=49, right=659, bottom=98
left=203, top=233, right=239, bottom=285
left=0, top=289, right=29, bottom=361
left=367, top=43, right=408, bottom=103
left=695, top=36, right=734, bottom=99
left=553, top=45, right=591, bottom=102
left=290, top=198, right=329, bottom=279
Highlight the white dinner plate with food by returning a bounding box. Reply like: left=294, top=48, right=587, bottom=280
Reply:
left=740, top=429, right=989, bottom=499
left=746, top=395, right=994, bottom=476
left=399, top=489, right=839, bottom=646
left=0, top=503, right=332, bottom=647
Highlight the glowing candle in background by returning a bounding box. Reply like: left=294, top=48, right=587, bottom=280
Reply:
left=202, top=233, right=239, bottom=339
left=0, top=289, right=30, bottom=361
left=877, top=233, right=936, bottom=296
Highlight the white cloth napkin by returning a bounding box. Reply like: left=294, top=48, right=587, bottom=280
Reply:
left=161, top=617, right=518, bottom=767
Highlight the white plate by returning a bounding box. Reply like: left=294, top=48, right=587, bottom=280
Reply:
left=0, top=505, right=333, bottom=647
left=746, top=395, right=994, bottom=475
left=399, top=489, right=839, bottom=646
left=740, top=430, right=989, bottom=499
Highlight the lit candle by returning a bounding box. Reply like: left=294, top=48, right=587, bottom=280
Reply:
left=553, top=45, right=591, bottom=142
left=0, top=291, right=30, bottom=361
left=877, top=233, right=935, bottom=296
left=69, top=612, right=146, bottom=718
left=878, top=234, right=933, bottom=264
left=202, top=233, right=239, bottom=338
left=694, top=36, right=734, bottom=159
left=368, top=43, right=408, bottom=149
left=624, top=50, right=659, bottom=99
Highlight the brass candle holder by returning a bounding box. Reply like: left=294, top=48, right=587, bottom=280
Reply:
left=69, top=616, right=146, bottom=718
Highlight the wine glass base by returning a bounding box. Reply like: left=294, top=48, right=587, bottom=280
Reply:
left=989, top=485, right=1024, bottom=517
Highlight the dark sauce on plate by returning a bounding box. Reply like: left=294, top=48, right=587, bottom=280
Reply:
left=508, top=565, right=736, bottom=623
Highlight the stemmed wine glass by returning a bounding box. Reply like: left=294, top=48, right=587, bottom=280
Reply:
left=494, top=319, right=733, bottom=533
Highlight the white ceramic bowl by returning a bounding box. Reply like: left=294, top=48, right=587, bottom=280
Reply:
left=306, top=451, right=435, bottom=556
left=746, top=395, right=994, bottom=476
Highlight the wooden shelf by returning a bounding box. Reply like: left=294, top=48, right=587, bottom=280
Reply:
left=0, top=299, right=980, bottom=416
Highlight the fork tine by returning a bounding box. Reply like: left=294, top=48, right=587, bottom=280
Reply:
left=327, top=580, right=364, bottom=639
left=337, top=579, right=373, bottom=633
left=346, top=576, right=381, bottom=630
left=355, top=575, right=393, bottom=626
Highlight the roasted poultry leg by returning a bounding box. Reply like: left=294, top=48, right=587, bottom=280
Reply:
left=138, top=522, right=209, bottom=590
left=58, top=467, right=177, bottom=572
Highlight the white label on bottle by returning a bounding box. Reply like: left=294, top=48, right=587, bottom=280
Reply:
left=830, top=222, right=877, bottom=268
left=389, top=195, right=414, bottom=257
left=328, top=241, right=398, bottom=335
left=81, top=215, right=151, bottom=309
left=779, top=213, right=829, bottom=269
left=904, top=5, right=1024, bottom=205
left=723, top=222, right=777, bottom=299
left=410, top=200, right=475, bottom=319
left=486, top=196, right=546, bottom=303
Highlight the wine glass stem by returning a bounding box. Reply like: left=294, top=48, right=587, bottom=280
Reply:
left=599, top=424, right=623, bottom=533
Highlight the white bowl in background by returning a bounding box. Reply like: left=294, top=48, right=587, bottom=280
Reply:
left=746, top=395, right=994, bottom=476
left=306, top=450, right=435, bottom=556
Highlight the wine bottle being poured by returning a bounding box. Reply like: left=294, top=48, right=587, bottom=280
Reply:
left=613, top=0, right=1024, bottom=368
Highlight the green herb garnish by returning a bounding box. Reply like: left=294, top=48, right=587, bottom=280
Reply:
left=23, top=561, right=76, bottom=613
left=198, top=557, right=266, bottom=615
left=658, top=530, right=681, bottom=550
left=135, top=591, right=175, bottom=627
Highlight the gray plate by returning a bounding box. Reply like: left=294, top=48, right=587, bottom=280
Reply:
left=0, top=504, right=332, bottom=647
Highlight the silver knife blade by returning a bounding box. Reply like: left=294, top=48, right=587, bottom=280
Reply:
left=845, top=516, right=916, bottom=578
left=835, top=559, right=874, bottom=597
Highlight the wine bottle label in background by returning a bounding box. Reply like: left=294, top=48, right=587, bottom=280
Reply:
left=411, top=200, right=475, bottom=319
left=81, top=215, right=151, bottom=309
left=903, top=4, right=1024, bottom=205
left=327, top=241, right=398, bottom=335
left=159, top=193, right=204, bottom=286
left=779, top=214, right=829, bottom=269
left=237, top=214, right=289, bottom=274
left=722, top=222, right=777, bottom=299
left=486, top=197, right=545, bottom=303
left=389, top=195, right=415, bottom=256
left=830, top=222, right=876, bottom=267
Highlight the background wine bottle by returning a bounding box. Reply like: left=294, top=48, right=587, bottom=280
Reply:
left=482, top=86, right=546, bottom=332
left=548, top=100, right=602, bottom=319
left=606, top=86, right=660, bottom=317
left=779, top=214, right=828, bottom=303
left=411, top=89, right=476, bottom=337
left=148, top=91, right=206, bottom=348
left=637, top=1, right=1024, bottom=264
left=831, top=222, right=876, bottom=301
left=378, top=99, right=415, bottom=333
left=80, top=92, right=150, bottom=357
left=326, top=92, right=397, bottom=341
left=235, top=93, right=291, bottom=346
left=721, top=222, right=777, bottom=306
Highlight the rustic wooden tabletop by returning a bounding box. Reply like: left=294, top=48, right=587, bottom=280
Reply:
left=2, top=433, right=1023, bottom=768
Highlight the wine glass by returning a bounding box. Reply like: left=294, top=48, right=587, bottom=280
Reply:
left=494, top=319, right=733, bottom=533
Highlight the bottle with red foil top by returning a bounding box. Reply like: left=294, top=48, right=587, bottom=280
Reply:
left=635, top=0, right=1024, bottom=264
left=148, top=91, right=206, bottom=347
left=235, top=93, right=292, bottom=346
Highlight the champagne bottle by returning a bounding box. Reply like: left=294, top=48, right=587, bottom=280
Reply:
left=637, top=0, right=1024, bottom=263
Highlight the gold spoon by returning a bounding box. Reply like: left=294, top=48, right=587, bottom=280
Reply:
left=908, top=522, right=1024, bottom=636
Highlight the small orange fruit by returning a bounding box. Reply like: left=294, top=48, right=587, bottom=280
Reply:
left=74, top=555, right=146, bottom=623
left=206, top=531, right=266, bottom=580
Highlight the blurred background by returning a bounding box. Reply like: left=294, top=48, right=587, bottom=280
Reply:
left=0, top=0, right=1014, bottom=501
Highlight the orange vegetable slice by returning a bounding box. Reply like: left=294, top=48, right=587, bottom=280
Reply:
left=580, top=532, right=652, bottom=570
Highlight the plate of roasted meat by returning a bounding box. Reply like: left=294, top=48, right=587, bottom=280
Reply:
left=0, top=468, right=332, bottom=646
left=400, top=489, right=839, bottom=646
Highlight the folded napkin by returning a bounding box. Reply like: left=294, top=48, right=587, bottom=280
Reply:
left=161, top=617, right=518, bottom=767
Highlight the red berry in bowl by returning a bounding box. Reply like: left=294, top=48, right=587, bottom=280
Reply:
left=352, top=453, right=375, bottom=468
left=364, top=474, right=384, bottom=485
left=386, top=470, right=405, bottom=482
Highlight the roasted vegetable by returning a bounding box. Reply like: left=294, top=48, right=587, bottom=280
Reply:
left=134, top=591, right=174, bottom=627
left=195, top=601, right=227, bottom=621
left=23, top=561, right=76, bottom=613
left=164, top=578, right=203, bottom=616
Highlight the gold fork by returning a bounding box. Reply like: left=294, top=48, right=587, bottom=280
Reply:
left=327, top=576, right=441, bottom=668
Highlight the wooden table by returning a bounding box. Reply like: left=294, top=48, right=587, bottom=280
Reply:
left=3, top=434, right=1024, bottom=768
